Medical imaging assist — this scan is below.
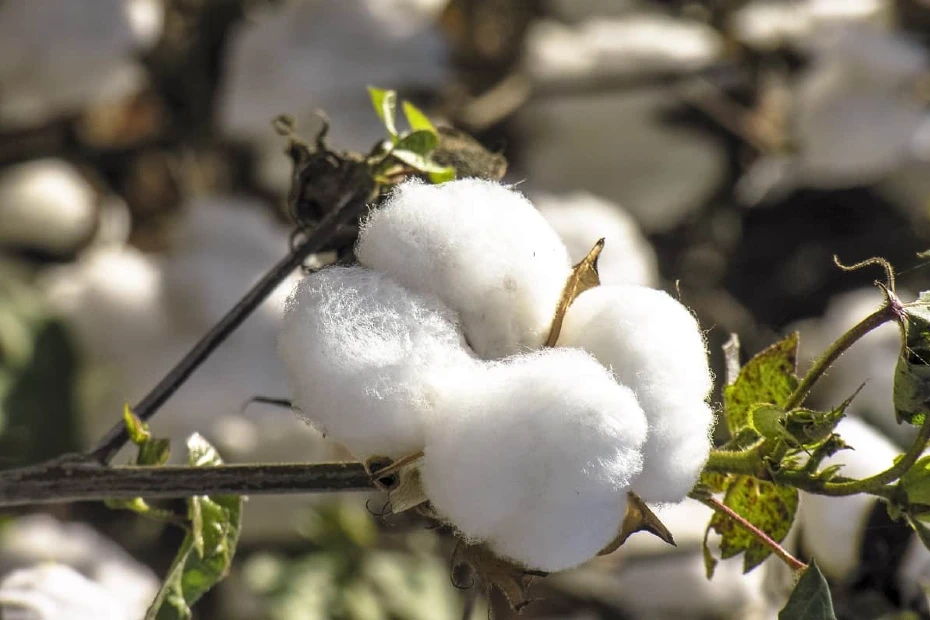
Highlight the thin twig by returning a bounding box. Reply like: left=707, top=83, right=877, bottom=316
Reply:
left=0, top=460, right=374, bottom=507
left=691, top=492, right=807, bottom=574
left=89, top=190, right=371, bottom=464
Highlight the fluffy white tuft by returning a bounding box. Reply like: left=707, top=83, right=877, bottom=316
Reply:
left=356, top=179, right=573, bottom=360
left=278, top=266, right=472, bottom=459
left=420, top=347, right=647, bottom=571
left=557, top=285, right=714, bottom=503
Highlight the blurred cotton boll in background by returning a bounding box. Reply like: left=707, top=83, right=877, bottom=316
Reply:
left=0, top=0, right=163, bottom=129
left=524, top=13, right=722, bottom=83
left=41, top=196, right=342, bottom=542
left=0, top=514, right=158, bottom=619
left=0, top=159, right=99, bottom=257
left=217, top=0, right=448, bottom=193
left=738, top=24, right=930, bottom=203
left=533, top=191, right=659, bottom=287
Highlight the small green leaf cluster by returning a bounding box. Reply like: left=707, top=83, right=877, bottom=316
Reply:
left=108, top=408, right=243, bottom=620
left=367, top=86, right=455, bottom=183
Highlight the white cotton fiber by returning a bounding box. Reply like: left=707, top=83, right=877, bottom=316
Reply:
left=420, top=348, right=648, bottom=571
left=557, top=285, right=714, bottom=503
left=278, top=266, right=473, bottom=460
left=356, top=179, right=573, bottom=360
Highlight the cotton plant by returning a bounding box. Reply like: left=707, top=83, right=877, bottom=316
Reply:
left=278, top=178, right=715, bottom=586
left=0, top=0, right=163, bottom=129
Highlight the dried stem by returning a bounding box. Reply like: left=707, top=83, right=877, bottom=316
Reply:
left=691, top=492, right=807, bottom=574
left=0, top=459, right=374, bottom=507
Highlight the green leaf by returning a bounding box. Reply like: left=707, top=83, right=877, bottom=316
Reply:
left=901, top=455, right=930, bottom=505
left=394, top=130, right=439, bottom=157
left=391, top=148, right=456, bottom=180
left=909, top=516, right=930, bottom=554
left=402, top=100, right=437, bottom=134
left=779, top=561, right=836, bottom=620
left=894, top=294, right=930, bottom=426
left=708, top=476, right=799, bottom=573
left=146, top=434, right=243, bottom=620
left=368, top=86, right=397, bottom=140
left=724, top=332, right=799, bottom=434
left=428, top=167, right=456, bottom=184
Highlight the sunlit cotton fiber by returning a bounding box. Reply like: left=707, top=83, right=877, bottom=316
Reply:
left=278, top=266, right=472, bottom=460
left=356, top=179, right=572, bottom=360
left=420, top=348, right=647, bottom=571
left=557, top=285, right=714, bottom=503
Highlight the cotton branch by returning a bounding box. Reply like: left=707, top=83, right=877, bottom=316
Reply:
left=0, top=459, right=374, bottom=507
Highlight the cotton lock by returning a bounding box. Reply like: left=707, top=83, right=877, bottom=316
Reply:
left=421, top=348, right=648, bottom=571
left=356, top=179, right=573, bottom=360
left=557, top=285, right=714, bottom=503
left=278, top=266, right=473, bottom=460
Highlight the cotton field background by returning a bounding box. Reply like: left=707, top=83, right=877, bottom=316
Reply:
left=3, top=0, right=930, bottom=619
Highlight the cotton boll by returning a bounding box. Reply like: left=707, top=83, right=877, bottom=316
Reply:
left=533, top=191, right=658, bottom=287
left=357, top=179, right=573, bottom=359
left=279, top=266, right=472, bottom=460
left=730, top=1, right=813, bottom=51
left=161, top=195, right=291, bottom=327
left=0, top=0, right=162, bottom=129
left=0, top=564, right=132, bottom=620
left=525, top=14, right=722, bottom=83
left=41, top=246, right=169, bottom=363
left=421, top=348, right=647, bottom=571
left=0, top=159, right=98, bottom=256
left=557, top=285, right=713, bottom=503
left=0, top=515, right=158, bottom=618
left=517, top=89, right=727, bottom=234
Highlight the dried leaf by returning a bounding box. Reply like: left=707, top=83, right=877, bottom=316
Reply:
left=454, top=542, right=535, bottom=611
left=599, top=492, right=675, bottom=555
left=546, top=239, right=604, bottom=347
left=388, top=466, right=429, bottom=514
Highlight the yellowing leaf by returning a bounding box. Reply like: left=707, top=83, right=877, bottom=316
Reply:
left=724, top=333, right=799, bottom=434
left=707, top=476, right=799, bottom=573
left=546, top=239, right=604, bottom=347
